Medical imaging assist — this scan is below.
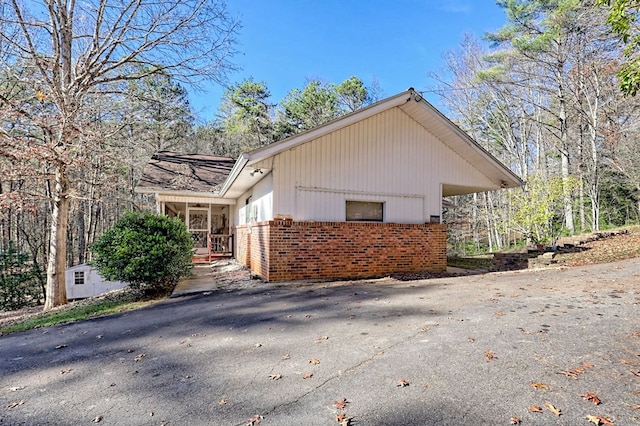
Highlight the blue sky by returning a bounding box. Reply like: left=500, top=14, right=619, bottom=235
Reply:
left=190, top=0, right=507, bottom=121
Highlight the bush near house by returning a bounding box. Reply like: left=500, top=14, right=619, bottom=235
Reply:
left=0, top=241, right=44, bottom=311
left=91, top=212, right=193, bottom=296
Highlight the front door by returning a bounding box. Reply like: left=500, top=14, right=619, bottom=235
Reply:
left=187, top=207, right=210, bottom=255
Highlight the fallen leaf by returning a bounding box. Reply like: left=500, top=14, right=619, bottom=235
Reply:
left=583, top=361, right=594, bottom=368
left=334, top=397, right=348, bottom=410
left=545, top=401, right=561, bottom=416
left=558, top=369, right=579, bottom=379
left=495, top=311, right=505, bottom=317
left=528, top=406, right=543, bottom=412
left=246, top=414, right=263, bottom=425
left=336, top=413, right=351, bottom=426
left=631, top=404, right=640, bottom=410
left=581, top=392, right=602, bottom=405
left=510, top=417, right=521, bottom=424
left=631, top=370, right=640, bottom=377
left=587, top=415, right=601, bottom=425
left=6, top=400, right=25, bottom=409
left=620, top=359, right=639, bottom=366
left=396, top=379, right=409, bottom=387
left=531, top=382, right=550, bottom=390
left=309, top=358, right=320, bottom=365
left=268, top=374, right=282, bottom=380
left=303, top=373, right=313, bottom=379
left=485, top=349, right=497, bottom=361
left=587, top=415, right=615, bottom=425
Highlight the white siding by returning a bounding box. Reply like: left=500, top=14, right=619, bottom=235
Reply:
left=271, top=107, right=493, bottom=222
left=296, top=187, right=424, bottom=223
left=65, top=264, right=126, bottom=300
left=235, top=172, right=274, bottom=225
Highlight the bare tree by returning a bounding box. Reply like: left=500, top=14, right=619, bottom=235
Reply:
left=0, top=0, right=239, bottom=310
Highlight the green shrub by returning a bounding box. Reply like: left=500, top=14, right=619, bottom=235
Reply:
left=90, top=212, right=193, bottom=295
left=0, top=241, right=44, bottom=311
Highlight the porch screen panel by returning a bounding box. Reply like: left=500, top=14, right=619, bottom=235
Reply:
left=188, top=209, right=209, bottom=249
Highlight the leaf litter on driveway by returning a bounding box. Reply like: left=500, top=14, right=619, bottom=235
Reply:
left=2, top=255, right=640, bottom=425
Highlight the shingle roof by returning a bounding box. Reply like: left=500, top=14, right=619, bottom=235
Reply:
left=136, top=151, right=235, bottom=193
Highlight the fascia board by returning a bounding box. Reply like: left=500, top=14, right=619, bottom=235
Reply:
left=219, top=153, right=249, bottom=197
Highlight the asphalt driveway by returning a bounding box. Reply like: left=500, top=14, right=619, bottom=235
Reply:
left=1, top=259, right=640, bottom=425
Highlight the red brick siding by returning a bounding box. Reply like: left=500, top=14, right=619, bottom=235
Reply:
left=235, top=222, right=270, bottom=278
left=236, top=220, right=447, bottom=282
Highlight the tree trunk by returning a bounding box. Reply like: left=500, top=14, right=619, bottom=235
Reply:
left=557, top=67, right=575, bottom=235
left=78, top=201, right=86, bottom=264
left=44, top=165, right=69, bottom=311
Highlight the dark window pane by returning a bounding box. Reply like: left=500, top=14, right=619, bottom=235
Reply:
left=346, top=201, right=383, bottom=222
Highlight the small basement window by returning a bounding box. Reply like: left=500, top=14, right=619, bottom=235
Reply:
left=346, top=201, right=384, bottom=222
left=74, top=271, right=85, bottom=285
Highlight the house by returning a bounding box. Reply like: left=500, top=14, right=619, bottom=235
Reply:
left=136, top=88, right=522, bottom=281
left=65, top=264, right=127, bottom=300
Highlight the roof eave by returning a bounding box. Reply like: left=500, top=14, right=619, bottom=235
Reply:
left=219, top=153, right=250, bottom=197
left=135, top=188, right=224, bottom=198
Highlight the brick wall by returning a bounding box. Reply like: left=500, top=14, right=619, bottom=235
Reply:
left=236, top=220, right=447, bottom=282
left=235, top=222, right=270, bottom=278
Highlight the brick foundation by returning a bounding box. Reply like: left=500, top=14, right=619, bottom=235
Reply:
left=235, top=220, right=447, bottom=282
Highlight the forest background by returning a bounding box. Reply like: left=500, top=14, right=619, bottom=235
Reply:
left=1, top=0, right=639, bottom=310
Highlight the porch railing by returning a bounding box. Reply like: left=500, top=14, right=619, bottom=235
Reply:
left=208, top=234, right=233, bottom=255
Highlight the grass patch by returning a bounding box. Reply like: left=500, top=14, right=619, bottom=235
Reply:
left=447, top=256, right=493, bottom=270
left=0, top=291, right=164, bottom=335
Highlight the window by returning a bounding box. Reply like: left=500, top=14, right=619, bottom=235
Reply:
left=244, top=196, right=258, bottom=223
left=346, top=201, right=384, bottom=222
left=74, top=271, right=85, bottom=285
